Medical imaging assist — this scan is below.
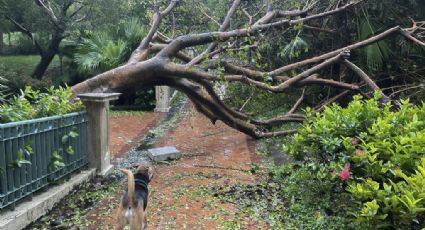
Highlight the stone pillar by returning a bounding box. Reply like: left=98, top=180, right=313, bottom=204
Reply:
left=154, top=86, right=171, bottom=113
left=78, top=93, right=120, bottom=176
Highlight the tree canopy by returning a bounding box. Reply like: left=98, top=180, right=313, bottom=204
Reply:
left=70, top=0, right=425, bottom=138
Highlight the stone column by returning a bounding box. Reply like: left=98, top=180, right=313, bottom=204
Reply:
left=78, top=93, right=120, bottom=176
left=154, top=86, right=171, bottom=112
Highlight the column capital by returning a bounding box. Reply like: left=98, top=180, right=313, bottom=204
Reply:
left=78, top=93, right=121, bottom=103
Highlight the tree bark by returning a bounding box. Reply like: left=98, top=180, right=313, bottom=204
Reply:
left=31, top=32, right=63, bottom=79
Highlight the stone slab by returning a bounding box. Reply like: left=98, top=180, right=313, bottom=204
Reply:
left=0, top=169, right=96, bottom=230
left=154, top=107, right=171, bottom=113
left=148, top=146, right=181, bottom=161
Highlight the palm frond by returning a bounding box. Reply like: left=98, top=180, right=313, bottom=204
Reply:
left=99, top=39, right=127, bottom=71
left=281, top=35, right=309, bottom=61
left=74, top=31, right=128, bottom=74
left=358, top=18, right=391, bottom=72
left=118, top=17, right=146, bottom=50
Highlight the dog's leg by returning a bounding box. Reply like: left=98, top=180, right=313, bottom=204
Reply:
left=130, top=200, right=145, bottom=230
left=142, top=210, right=148, bottom=230
left=130, top=208, right=143, bottom=230
left=114, top=206, right=127, bottom=230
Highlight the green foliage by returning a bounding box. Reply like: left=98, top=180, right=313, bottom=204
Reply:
left=0, top=85, right=83, bottom=123
left=0, top=56, right=64, bottom=93
left=217, top=164, right=357, bottom=229
left=73, top=17, right=146, bottom=75
left=225, top=83, right=297, bottom=121
left=116, top=17, right=146, bottom=50
left=29, top=86, right=84, bottom=118
left=50, top=150, right=65, bottom=170
left=61, top=128, right=79, bottom=155
left=109, top=110, right=146, bottom=117
left=0, top=75, right=9, bottom=100
left=357, top=15, right=391, bottom=72
left=0, top=91, right=36, bottom=123
left=74, top=32, right=127, bottom=73
left=280, top=33, right=309, bottom=61
left=348, top=159, right=425, bottom=228
left=283, top=95, right=425, bottom=228
left=8, top=143, right=33, bottom=169
left=0, top=55, right=61, bottom=77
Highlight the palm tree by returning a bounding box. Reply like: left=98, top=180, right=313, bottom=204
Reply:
left=74, top=17, right=146, bottom=75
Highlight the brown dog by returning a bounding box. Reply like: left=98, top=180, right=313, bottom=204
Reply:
left=115, top=165, right=154, bottom=230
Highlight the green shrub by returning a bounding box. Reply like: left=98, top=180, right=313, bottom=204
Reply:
left=282, top=94, right=425, bottom=228
left=0, top=75, right=9, bottom=99
left=0, top=63, right=52, bottom=94
left=0, top=86, right=83, bottom=123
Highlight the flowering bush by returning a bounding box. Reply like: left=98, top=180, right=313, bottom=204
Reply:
left=282, top=94, right=425, bottom=228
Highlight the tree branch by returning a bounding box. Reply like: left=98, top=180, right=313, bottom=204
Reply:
left=6, top=16, right=44, bottom=56
left=254, top=1, right=317, bottom=25
left=343, top=58, right=390, bottom=102
left=289, top=88, right=306, bottom=114
left=158, top=2, right=357, bottom=57
left=35, top=0, right=61, bottom=28
left=269, top=26, right=401, bottom=76
left=128, top=0, right=178, bottom=63
left=187, top=0, right=242, bottom=66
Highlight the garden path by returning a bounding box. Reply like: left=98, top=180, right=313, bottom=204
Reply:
left=109, top=112, right=165, bottom=158
left=84, top=105, right=263, bottom=229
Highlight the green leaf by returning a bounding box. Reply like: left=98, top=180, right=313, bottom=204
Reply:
left=17, top=159, right=31, bottom=165
left=61, top=135, right=69, bottom=144
left=68, top=130, right=79, bottom=138
left=66, top=146, right=75, bottom=155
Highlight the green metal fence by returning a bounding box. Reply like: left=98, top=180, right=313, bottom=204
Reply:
left=0, top=112, right=88, bottom=209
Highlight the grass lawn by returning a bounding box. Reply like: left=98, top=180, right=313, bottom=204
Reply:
left=0, top=55, right=61, bottom=76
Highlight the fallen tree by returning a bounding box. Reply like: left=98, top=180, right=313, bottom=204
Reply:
left=72, top=0, right=425, bottom=138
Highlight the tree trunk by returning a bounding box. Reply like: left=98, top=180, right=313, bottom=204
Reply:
left=32, top=52, right=56, bottom=79
left=31, top=33, right=62, bottom=79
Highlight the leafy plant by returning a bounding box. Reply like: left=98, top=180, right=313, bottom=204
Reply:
left=357, top=16, right=391, bottom=72
left=8, top=143, right=33, bottom=169
left=0, top=85, right=84, bottom=123
left=281, top=33, right=309, bottom=61
left=50, top=150, right=65, bottom=170
left=74, top=17, right=146, bottom=75
left=0, top=90, right=36, bottom=123
left=0, top=76, right=9, bottom=100
left=74, top=32, right=127, bottom=73
left=282, top=94, right=425, bottom=228
left=62, top=128, right=79, bottom=155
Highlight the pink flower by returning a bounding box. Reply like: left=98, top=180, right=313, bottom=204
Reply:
left=355, top=149, right=364, bottom=157
left=352, top=137, right=359, bottom=145
left=339, top=163, right=350, bottom=182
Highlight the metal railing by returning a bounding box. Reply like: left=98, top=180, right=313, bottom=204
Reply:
left=0, top=112, right=88, bottom=209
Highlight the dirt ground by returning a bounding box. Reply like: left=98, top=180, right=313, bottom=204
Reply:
left=85, top=107, right=263, bottom=229
left=109, top=112, right=165, bottom=158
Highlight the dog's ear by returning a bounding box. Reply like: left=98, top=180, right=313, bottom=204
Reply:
left=148, top=166, right=154, bottom=180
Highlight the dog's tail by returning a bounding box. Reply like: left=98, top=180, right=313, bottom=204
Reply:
left=120, top=169, right=135, bottom=207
